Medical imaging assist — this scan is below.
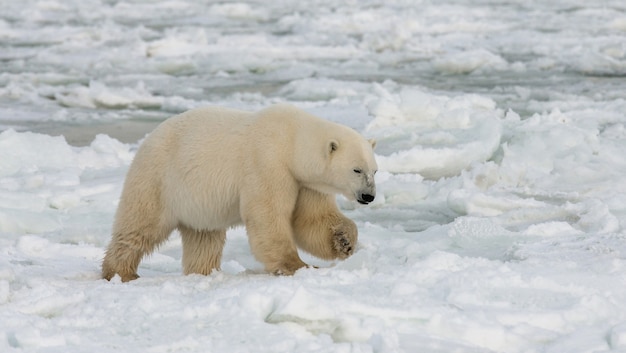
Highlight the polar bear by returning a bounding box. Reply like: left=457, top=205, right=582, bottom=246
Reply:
left=101, top=104, right=377, bottom=282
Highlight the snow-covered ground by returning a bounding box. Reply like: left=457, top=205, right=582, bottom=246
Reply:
left=2, top=1, right=626, bottom=352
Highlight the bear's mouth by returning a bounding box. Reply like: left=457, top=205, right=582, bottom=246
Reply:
left=357, top=200, right=370, bottom=205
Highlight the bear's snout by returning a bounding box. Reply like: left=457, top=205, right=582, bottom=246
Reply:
left=357, top=193, right=375, bottom=205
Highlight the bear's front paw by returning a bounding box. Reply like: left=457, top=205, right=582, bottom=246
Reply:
left=332, top=229, right=354, bottom=259
left=270, top=257, right=308, bottom=276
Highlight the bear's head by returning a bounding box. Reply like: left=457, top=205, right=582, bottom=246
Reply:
left=295, top=124, right=378, bottom=205
left=326, top=135, right=378, bottom=205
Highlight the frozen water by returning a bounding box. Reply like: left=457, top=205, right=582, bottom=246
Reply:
left=1, top=1, right=626, bottom=352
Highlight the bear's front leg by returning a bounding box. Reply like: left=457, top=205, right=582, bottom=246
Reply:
left=292, top=188, right=358, bottom=261
left=245, top=216, right=307, bottom=275
left=241, top=180, right=308, bottom=275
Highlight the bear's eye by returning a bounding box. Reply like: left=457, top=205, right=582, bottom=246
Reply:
left=353, top=168, right=362, bottom=174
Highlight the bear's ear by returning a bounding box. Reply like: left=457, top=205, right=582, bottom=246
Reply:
left=368, top=139, right=377, bottom=150
left=328, top=140, right=339, bottom=156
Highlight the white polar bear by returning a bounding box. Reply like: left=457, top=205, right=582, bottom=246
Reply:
left=101, top=104, right=377, bottom=282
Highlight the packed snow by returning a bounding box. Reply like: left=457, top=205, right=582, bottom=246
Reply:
left=2, top=1, right=626, bottom=352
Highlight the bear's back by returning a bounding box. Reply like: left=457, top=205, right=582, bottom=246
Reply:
left=157, top=106, right=255, bottom=230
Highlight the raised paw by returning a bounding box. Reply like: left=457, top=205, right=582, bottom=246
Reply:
left=332, top=229, right=354, bottom=259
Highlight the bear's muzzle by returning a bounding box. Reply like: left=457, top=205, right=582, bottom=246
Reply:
left=357, top=193, right=375, bottom=205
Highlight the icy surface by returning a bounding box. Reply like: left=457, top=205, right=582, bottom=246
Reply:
left=2, top=1, right=626, bottom=352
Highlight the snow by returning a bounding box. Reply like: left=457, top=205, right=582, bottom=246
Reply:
left=1, top=0, right=626, bottom=352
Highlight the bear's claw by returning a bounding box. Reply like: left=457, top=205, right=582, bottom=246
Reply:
left=102, top=271, right=139, bottom=282
left=332, top=230, right=354, bottom=259
left=270, top=257, right=308, bottom=275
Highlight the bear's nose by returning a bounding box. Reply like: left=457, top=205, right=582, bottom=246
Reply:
left=358, top=193, right=375, bottom=204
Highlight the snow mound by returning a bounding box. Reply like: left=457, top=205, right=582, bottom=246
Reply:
left=54, top=81, right=163, bottom=110
left=0, top=130, right=131, bottom=234
left=433, top=49, right=508, bottom=74
left=366, top=86, right=502, bottom=179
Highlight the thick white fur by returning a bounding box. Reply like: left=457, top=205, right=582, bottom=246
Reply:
left=102, top=104, right=377, bottom=281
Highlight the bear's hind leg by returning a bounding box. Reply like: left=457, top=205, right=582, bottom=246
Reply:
left=102, top=223, right=173, bottom=282
left=179, top=225, right=226, bottom=275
